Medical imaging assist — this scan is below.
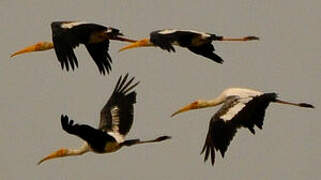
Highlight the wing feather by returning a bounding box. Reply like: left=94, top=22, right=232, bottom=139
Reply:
left=150, top=30, right=176, bottom=52
left=201, top=93, right=277, bottom=165
left=187, top=43, right=224, bottom=63
left=51, top=22, right=81, bottom=71
left=99, top=74, right=139, bottom=141
left=85, top=41, right=111, bottom=75
left=51, top=21, right=116, bottom=74
left=61, top=114, right=114, bottom=152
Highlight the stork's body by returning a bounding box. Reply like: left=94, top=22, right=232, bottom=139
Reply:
left=171, top=88, right=314, bottom=166
left=119, top=29, right=259, bottom=63
left=11, top=21, right=136, bottom=75
left=38, top=74, right=170, bottom=165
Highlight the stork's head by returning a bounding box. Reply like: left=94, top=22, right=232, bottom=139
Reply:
left=104, top=28, right=136, bottom=43
left=106, top=27, right=123, bottom=37
left=37, top=148, right=69, bottom=165
left=171, top=96, right=225, bottom=117
left=171, top=100, right=211, bottom=117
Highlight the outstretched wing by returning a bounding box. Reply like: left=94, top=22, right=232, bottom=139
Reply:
left=85, top=41, right=112, bottom=75
left=51, top=21, right=111, bottom=73
left=201, top=93, right=277, bottom=165
left=84, top=27, right=123, bottom=75
left=61, top=114, right=115, bottom=152
left=150, top=30, right=177, bottom=52
left=187, top=43, right=223, bottom=63
left=99, top=74, right=139, bottom=142
left=51, top=22, right=81, bottom=71
left=201, top=96, right=240, bottom=165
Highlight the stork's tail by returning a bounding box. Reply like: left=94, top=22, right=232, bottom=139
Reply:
left=275, top=99, right=314, bottom=108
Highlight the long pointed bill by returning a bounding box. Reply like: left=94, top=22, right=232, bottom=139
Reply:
left=118, top=38, right=153, bottom=52
left=218, top=36, right=259, bottom=42
left=111, top=36, right=137, bottom=43
left=11, top=41, right=54, bottom=57
left=171, top=101, right=200, bottom=117
left=37, top=148, right=68, bottom=165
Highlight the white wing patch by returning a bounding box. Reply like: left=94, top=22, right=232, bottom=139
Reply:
left=159, top=29, right=211, bottom=38
left=111, top=106, right=120, bottom=131
left=61, top=21, right=87, bottom=29
left=220, top=97, right=253, bottom=121
left=107, top=131, right=124, bottom=143
left=158, top=29, right=177, bottom=34
left=108, top=106, right=125, bottom=143
left=223, top=88, right=263, bottom=98
left=183, top=30, right=211, bottom=38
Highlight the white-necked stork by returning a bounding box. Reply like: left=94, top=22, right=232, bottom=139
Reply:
left=11, top=21, right=136, bottom=75
left=119, top=29, right=259, bottom=63
left=38, top=74, right=170, bottom=165
left=171, top=88, right=314, bottom=166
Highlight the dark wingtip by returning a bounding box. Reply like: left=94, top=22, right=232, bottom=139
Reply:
left=299, top=103, right=314, bottom=108
left=61, top=114, right=68, bottom=121
left=245, top=36, right=260, bottom=40
left=60, top=114, right=68, bottom=126
left=156, top=136, right=171, bottom=141
left=216, top=59, right=224, bottom=64
left=100, top=70, right=106, bottom=75
left=220, top=150, right=225, bottom=158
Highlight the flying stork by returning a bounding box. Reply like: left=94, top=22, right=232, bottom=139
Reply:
left=119, top=29, right=259, bottom=63
left=38, top=74, right=170, bottom=165
left=171, top=88, right=314, bottom=166
left=11, top=21, right=136, bottom=75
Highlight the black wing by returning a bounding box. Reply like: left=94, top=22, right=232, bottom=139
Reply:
left=85, top=41, right=112, bottom=75
left=150, top=30, right=177, bottom=52
left=99, top=74, right=139, bottom=138
left=187, top=43, right=224, bottom=64
left=201, top=93, right=277, bottom=165
left=201, top=96, right=240, bottom=165
left=51, top=22, right=80, bottom=71
left=61, top=115, right=115, bottom=152
left=51, top=21, right=112, bottom=73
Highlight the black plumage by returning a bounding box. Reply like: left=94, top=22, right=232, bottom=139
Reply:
left=61, top=115, right=116, bottom=153
left=60, top=74, right=138, bottom=152
left=51, top=21, right=122, bottom=74
left=38, top=74, right=171, bottom=164
left=150, top=30, right=223, bottom=63
left=201, top=93, right=277, bottom=165
left=99, top=73, right=139, bottom=135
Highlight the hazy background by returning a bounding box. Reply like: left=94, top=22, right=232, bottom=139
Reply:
left=0, top=0, right=320, bottom=179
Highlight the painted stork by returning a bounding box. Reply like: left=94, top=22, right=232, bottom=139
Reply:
left=119, top=29, right=259, bottom=63
left=11, top=21, right=136, bottom=75
left=38, top=74, right=170, bottom=165
left=171, top=88, right=314, bottom=165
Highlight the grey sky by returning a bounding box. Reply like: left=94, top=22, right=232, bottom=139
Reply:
left=0, top=0, right=320, bottom=179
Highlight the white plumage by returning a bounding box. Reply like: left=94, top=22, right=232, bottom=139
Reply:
left=171, top=87, right=313, bottom=166
left=60, top=21, right=88, bottom=29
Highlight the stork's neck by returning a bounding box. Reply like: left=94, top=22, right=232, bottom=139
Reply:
left=198, top=96, right=225, bottom=109
left=38, top=143, right=90, bottom=165
left=171, top=95, right=225, bottom=117
left=67, top=144, right=89, bottom=156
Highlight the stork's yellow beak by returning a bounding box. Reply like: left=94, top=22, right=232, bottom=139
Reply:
left=11, top=41, right=54, bottom=57
left=37, top=148, right=68, bottom=165
left=171, top=101, right=200, bottom=117
left=118, top=38, right=153, bottom=52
